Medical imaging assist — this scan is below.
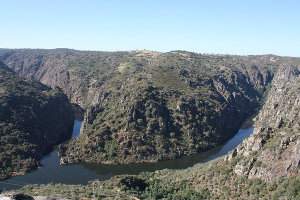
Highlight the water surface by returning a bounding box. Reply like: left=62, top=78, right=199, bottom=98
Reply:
left=0, top=120, right=253, bottom=191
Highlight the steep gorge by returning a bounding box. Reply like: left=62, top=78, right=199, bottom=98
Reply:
left=31, top=63, right=300, bottom=199
left=231, top=64, right=300, bottom=181
left=0, top=49, right=286, bottom=164
left=1, top=50, right=300, bottom=199
left=0, top=61, right=74, bottom=180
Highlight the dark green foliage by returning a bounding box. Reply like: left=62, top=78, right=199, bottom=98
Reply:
left=12, top=193, right=34, bottom=200
left=0, top=62, right=74, bottom=179
left=120, top=176, right=148, bottom=192
left=142, top=178, right=210, bottom=200
left=271, top=177, right=300, bottom=200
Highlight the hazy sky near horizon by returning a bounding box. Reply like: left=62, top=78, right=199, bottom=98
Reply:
left=1, top=0, right=299, bottom=56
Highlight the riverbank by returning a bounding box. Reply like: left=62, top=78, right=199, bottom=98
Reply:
left=0, top=126, right=253, bottom=191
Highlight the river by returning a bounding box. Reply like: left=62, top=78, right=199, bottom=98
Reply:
left=0, top=120, right=253, bottom=191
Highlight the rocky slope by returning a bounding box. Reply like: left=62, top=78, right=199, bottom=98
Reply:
left=0, top=62, right=74, bottom=180
left=0, top=49, right=130, bottom=108
left=231, top=64, right=300, bottom=181
left=1, top=49, right=299, bottom=164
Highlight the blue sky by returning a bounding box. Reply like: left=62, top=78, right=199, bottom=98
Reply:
left=0, top=0, right=299, bottom=56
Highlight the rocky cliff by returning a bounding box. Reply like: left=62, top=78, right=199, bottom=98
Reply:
left=0, top=49, right=130, bottom=108
left=0, top=62, right=74, bottom=180
left=231, top=65, right=300, bottom=181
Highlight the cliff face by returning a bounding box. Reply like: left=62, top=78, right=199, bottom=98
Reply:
left=0, top=62, right=74, bottom=180
left=230, top=65, right=300, bottom=181
left=0, top=49, right=129, bottom=108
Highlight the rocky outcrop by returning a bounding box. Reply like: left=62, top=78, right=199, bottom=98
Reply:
left=0, top=62, right=74, bottom=180
left=230, top=65, right=300, bottom=181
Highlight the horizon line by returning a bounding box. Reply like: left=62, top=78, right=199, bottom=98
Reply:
left=1, top=47, right=299, bottom=58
